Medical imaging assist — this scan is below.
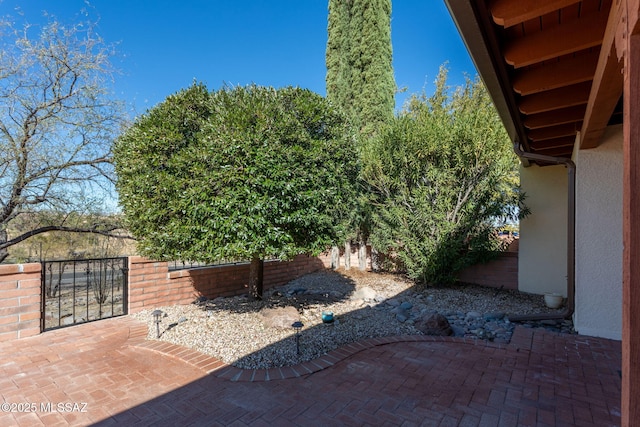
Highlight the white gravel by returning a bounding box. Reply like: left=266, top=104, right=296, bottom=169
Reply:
left=132, top=269, right=556, bottom=369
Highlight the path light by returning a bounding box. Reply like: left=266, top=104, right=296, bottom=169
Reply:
left=292, top=321, right=303, bottom=355
left=152, top=309, right=164, bottom=339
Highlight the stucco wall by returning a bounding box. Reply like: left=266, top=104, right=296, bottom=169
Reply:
left=518, top=164, right=568, bottom=295
left=573, top=125, right=623, bottom=340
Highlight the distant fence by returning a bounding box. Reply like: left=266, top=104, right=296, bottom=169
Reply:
left=168, top=260, right=243, bottom=272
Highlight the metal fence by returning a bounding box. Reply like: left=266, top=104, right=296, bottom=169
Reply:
left=167, top=259, right=248, bottom=271
left=41, top=257, right=128, bottom=331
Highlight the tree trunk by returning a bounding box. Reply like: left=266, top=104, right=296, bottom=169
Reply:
left=249, top=255, right=264, bottom=300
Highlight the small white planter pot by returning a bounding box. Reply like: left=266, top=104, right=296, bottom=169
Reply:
left=544, top=293, right=564, bottom=309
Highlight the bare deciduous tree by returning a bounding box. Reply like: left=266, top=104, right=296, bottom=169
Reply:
left=0, top=12, right=129, bottom=262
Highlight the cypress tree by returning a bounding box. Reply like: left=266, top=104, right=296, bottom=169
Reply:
left=326, top=0, right=351, bottom=119
left=326, top=0, right=395, bottom=134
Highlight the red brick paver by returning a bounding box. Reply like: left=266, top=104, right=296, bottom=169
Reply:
left=0, top=316, right=621, bottom=426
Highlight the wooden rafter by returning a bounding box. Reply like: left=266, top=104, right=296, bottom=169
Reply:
left=491, top=0, right=581, bottom=28
left=528, top=122, right=582, bottom=141
left=513, top=50, right=599, bottom=95
left=529, top=135, right=577, bottom=149
left=504, top=11, right=609, bottom=68
left=529, top=146, right=576, bottom=157
left=518, top=82, right=591, bottom=114
left=524, top=105, right=586, bottom=129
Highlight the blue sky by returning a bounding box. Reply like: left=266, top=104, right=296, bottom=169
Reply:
left=1, top=1, right=476, bottom=117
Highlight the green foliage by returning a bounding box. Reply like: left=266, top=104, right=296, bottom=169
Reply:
left=114, top=84, right=358, bottom=265
left=362, top=67, right=526, bottom=285
left=326, top=0, right=395, bottom=134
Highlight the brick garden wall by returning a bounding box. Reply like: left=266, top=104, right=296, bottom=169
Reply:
left=0, top=263, right=41, bottom=342
left=0, top=247, right=519, bottom=342
left=456, top=252, right=518, bottom=290
left=128, top=253, right=332, bottom=313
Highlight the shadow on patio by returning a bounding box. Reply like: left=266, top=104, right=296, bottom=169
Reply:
left=0, top=273, right=622, bottom=426
left=115, top=269, right=622, bottom=426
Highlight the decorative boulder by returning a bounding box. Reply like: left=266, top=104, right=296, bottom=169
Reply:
left=351, top=286, right=377, bottom=301
left=415, top=313, right=453, bottom=336
left=259, top=306, right=300, bottom=329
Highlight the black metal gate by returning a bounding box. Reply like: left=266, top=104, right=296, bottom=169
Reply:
left=41, top=257, right=128, bottom=331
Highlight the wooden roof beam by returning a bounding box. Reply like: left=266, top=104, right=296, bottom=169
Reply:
left=518, top=82, right=591, bottom=114
left=491, top=0, right=581, bottom=28
left=528, top=122, right=582, bottom=141
left=529, top=146, right=575, bottom=157
left=504, top=11, right=609, bottom=68
left=529, top=135, right=577, bottom=149
left=580, top=0, right=625, bottom=148
left=513, top=50, right=600, bottom=95
left=524, top=105, right=586, bottom=129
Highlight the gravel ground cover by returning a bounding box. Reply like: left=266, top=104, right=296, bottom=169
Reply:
left=133, top=269, right=566, bottom=369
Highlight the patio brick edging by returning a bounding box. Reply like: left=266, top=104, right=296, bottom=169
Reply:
left=128, top=324, right=530, bottom=383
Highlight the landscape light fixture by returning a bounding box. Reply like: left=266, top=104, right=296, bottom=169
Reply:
left=152, top=309, right=164, bottom=338
left=292, top=321, right=304, bottom=355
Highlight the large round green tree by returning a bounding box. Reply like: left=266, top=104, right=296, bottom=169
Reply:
left=114, top=84, right=358, bottom=298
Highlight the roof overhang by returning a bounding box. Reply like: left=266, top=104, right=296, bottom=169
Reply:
left=445, top=0, right=625, bottom=165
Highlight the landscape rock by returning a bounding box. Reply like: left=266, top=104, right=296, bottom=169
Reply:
left=133, top=269, right=575, bottom=370
left=374, top=295, right=386, bottom=303
left=415, top=313, right=453, bottom=336
left=450, top=325, right=466, bottom=336
left=400, top=301, right=413, bottom=310
left=259, top=306, right=300, bottom=329
left=484, top=312, right=505, bottom=321
left=193, top=296, right=208, bottom=305
left=396, top=312, right=410, bottom=323
left=351, top=286, right=377, bottom=301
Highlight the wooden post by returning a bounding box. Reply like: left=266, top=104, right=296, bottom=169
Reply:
left=344, top=241, right=351, bottom=270
left=330, top=246, right=340, bottom=270
left=358, top=243, right=366, bottom=271
left=371, top=247, right=380, bottom=271
left=622, top=29, right=640, bottom=427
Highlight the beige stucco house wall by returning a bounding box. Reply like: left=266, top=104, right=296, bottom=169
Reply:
left=573, top=125, right=623, bottom=340
left=518, top=125, right=623, bottom=340
left=518, top=164, right=568, bottom=296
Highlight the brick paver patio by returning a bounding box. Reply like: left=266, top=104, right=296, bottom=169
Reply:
left=0, top=316, right=621, bottom=426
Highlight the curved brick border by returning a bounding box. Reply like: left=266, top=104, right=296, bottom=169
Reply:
left=127, top=318, right=531, bottom=383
